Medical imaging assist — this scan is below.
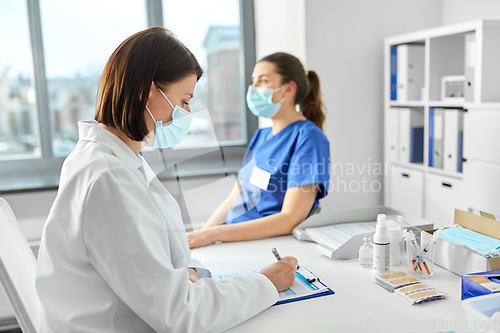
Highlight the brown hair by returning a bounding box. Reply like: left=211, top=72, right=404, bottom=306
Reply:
left=259, top=52, right=325, bottom=130
left=95, top=27, right=203, bottom=141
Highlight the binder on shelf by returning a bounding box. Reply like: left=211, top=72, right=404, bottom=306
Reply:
left=391, top=46, right=397, bottom=101
left=400, top=108, right=424, bottom=163
left=464, top=32, right=476, bottom=102
left=397, top=44, right=425, bottom=102
left=387, top=108, right=399, bottom=162
left=410, top=127, right=424, bottom=163
left=432, top=109, right=445, bottom=169
left=458, top=131, right=464, bottom=173
left=443, top=109, right=464, bottom=172
left=429, top=108, right=434, bottom=166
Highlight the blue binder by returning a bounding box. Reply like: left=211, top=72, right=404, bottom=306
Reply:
left=390, top=46, right=397, bottom=101
left=410, top=127, right=424, bottom=163
left=458, top=131, right=464, bottom=173
left=429, top=108, right=434, bottom=166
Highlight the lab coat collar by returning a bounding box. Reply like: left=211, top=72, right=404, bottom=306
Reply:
left=78, top=121, right=143, bottom=171
left=139, top=155, right=160, bottom=186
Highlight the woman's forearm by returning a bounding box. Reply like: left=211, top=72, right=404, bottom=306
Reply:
left=214, top=212, right=300, bottom=243
left=203, top=200, right=234, bottom=228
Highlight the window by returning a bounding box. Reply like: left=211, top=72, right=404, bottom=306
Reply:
left=162, top=0, right=246, bottom=146
left=39, top=0, right=147, bottom=156
left=0, top=0, right=256, bottom=192
left=0, top=1, right=39, bottom=159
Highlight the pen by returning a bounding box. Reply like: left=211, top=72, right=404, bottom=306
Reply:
left=272, top=248, right=300, bottom=270
left=272, top=247, right=281, bottom=260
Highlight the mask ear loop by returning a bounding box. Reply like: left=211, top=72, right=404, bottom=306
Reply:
left=155, top=82, right=176, bottom=111
left=273, top=84, right=287, bottom=104
left=145, top=105, right=156, bottom=122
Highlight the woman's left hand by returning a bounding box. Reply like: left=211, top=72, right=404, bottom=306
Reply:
left=187, top=227, right=221, bottom=249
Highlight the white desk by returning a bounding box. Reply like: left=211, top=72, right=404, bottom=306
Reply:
left=192, top=235, right=467, bottom=333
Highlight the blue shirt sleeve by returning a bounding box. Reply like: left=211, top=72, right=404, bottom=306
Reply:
left=287, top=128, right=330, bottom=200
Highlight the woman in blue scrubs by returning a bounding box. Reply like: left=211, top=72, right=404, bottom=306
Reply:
left=188, top=52, right=330, bottom=248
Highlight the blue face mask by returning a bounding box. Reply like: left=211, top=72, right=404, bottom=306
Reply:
left=439, top=226, right=500, bottom=258
left=246, top=85, right=286, bottom=118
left=146, top=84, right=193, bottom=149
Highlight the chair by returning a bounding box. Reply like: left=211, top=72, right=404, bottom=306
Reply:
left=0, top=198, right=41, bottom=333
left=306, top=205, right=321, bottom=219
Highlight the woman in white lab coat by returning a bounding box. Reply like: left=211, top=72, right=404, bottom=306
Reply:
left=35, top=27, right=297, bottom=333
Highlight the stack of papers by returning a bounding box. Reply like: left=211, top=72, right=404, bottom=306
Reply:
left=303, top=221, right=377, bottom=253
left=214, top=267, right=333, bottom=305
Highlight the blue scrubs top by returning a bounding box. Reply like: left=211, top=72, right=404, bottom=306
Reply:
left=226, top=119, right=330, bottom=224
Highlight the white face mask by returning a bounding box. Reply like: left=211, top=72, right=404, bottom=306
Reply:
left=146, top=84, right=193, bottom=149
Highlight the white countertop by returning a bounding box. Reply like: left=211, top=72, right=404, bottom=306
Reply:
left=191, top=235, right=467, bottom=333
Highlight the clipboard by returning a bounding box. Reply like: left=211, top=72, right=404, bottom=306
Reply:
left=274, top=276, right=334, bottom=306
left=213, top=267, right=335, bottom=306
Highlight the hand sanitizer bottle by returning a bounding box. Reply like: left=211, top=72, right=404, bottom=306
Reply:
left=373, top=214, right=390, bottom=275
left=359, top=236, right=373, bottom=268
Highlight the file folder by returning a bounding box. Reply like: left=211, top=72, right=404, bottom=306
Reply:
left=458, top=131, right=464, bottom=173
left=397, top=44, right=425, bottom=101
left=430, top=108, right=444, bottom=168
left=400, top=108, right=424, bottom=163
left=391, top=46, right=397, bottom=101
left=410, top=127, right=424, bottom=163
left=387, top=108, right=399, bottom=162
left=443, top=109, right=464, bottom=172
left=429, top=108, right=434, bottom=166
left=465, top=32, right=476, bottom=102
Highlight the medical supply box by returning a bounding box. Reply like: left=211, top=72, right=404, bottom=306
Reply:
left=430, top=209, right=500, bottom=276
left=462, top=269, right=500, bottom=300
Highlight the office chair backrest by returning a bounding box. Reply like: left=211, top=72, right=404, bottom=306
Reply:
left=0, top=198, right=41, bottom=333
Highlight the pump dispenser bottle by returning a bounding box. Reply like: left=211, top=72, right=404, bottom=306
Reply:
left=373, top=214, right=390, bottom=275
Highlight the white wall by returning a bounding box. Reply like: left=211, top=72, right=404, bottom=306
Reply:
left=442, top=0, right=500, bottom=25
left=304, top=0, right=443, bottom=214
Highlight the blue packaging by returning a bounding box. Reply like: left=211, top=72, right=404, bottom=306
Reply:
left=462, top=269, right=500, bottom=300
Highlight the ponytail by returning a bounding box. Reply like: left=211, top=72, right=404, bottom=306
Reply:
left=300, top=70, right=325, bottom=130
left=259, top=52, right=326, bottom=131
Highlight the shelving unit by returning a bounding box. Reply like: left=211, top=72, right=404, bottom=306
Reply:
left=384, top=20, right=500, bottom=228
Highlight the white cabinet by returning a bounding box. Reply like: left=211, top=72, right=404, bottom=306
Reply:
left=425, top=173, right=466, bottom=228
left=384, top=20, right=500, bottom=221
left=463, top=161, right=500, bottom=216
left=463, top=109, right=500, bottom=164
left=390, top=166, right=423, bottom=218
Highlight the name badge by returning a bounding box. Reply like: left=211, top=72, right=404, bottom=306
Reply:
left=249, top=166, right=271, bottom=191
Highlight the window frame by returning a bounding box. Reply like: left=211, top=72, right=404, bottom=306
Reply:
left=0, top=0, right=257, bottom=193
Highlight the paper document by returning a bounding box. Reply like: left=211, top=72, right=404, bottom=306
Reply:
left=303, top=222, right=377, bottom=250
left=214, top=267, right=333, bottom=305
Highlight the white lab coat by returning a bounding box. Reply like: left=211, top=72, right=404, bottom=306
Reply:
left=35, top=121, right=279, bottom=333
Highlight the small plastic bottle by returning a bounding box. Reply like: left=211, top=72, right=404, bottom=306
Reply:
left=359, top=236, right=373, bottom=268
left=373, top=214, right=391, bottom=275
left=389, top=227, right=403, bottom=266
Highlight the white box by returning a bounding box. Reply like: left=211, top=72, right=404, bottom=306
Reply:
left=462, top=292, right=500, bottom=329
left=397, top=44, right=425, bottom=101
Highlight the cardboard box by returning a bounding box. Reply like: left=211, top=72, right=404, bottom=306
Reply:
left=431, top=209, right=500, bottom=276
left=462, top=269, right=500, bottom=300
